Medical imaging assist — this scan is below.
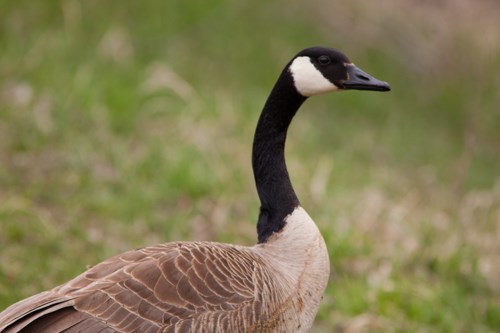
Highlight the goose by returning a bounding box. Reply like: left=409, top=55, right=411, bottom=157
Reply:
left=0, top=46, right=390, bottom=333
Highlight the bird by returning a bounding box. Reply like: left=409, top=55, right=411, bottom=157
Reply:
left=0, top=46, right=390, bottom=333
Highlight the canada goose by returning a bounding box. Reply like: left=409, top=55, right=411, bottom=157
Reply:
left=0, top=46, right=390, bottom=333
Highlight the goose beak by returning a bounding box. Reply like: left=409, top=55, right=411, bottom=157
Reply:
left=341, top=64, right=391, bottom=92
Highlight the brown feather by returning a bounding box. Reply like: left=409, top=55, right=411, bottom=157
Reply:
left=1, top=242, right=297, bottom=332
left=2, top=205, right=329, bottom=333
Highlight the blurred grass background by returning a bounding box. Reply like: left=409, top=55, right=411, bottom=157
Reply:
left=1, top=0, right=499, bottom=332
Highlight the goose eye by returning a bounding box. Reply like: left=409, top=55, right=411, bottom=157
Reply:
left=318, top=56, right=331, bottom=66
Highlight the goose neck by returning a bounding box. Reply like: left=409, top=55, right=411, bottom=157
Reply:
left=252, top=71, right=307, bottom=243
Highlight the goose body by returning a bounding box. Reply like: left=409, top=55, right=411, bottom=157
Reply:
left=0, top=47, right=389, bottom=333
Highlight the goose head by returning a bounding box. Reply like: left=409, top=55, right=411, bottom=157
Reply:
left=289, top=46, right=391, bottom=97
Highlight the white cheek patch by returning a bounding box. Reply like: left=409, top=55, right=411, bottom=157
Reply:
left=289, top=56, right=339, bottom=97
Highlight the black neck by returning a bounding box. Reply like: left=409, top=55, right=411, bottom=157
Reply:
left=252, top=69, right=307, bottom=243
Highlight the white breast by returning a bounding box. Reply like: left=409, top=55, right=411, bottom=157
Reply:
left=253, top=206, right=330, bottom=332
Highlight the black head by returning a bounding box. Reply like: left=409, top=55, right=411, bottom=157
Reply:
left=288, top=46, right=391, bottom=97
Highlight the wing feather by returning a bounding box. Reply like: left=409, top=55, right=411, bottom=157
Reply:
left=0, top=242, right=281, bottom=332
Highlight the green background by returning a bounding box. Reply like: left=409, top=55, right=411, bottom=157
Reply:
left=1, top=1, right=499, bottom=332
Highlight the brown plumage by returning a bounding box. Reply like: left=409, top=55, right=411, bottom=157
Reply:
left=1, top=226, right=329, bottom=333
left=0, top=47, right=390, bottom=333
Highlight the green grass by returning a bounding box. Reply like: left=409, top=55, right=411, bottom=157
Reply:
left=1, top=1, right=499, bottom=332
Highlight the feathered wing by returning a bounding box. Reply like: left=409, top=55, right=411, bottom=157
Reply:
left=0, top=242, right=284, bottom=333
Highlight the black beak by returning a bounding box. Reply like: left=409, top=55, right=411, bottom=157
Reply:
left=341, top=64, right=391, bottom=92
